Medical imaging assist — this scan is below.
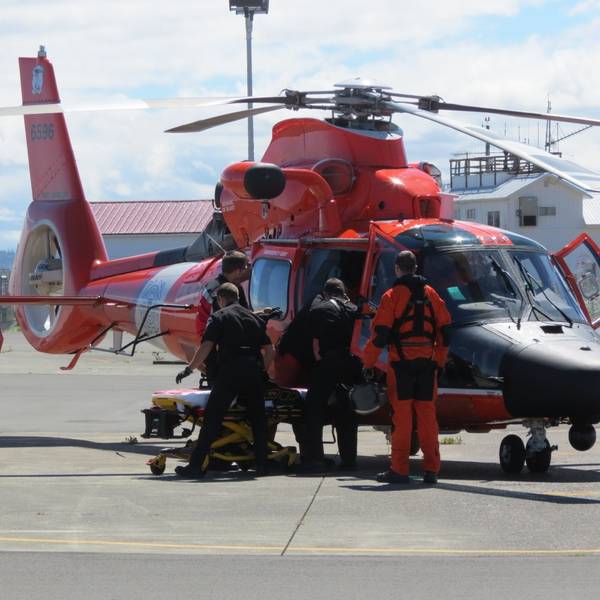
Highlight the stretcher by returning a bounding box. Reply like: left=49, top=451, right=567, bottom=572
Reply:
left=143, top=384, right=305, bottom=475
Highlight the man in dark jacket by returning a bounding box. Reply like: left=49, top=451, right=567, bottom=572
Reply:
left=196, top=251, right=251, bottom=383
left=175, top=283, right=275, bottom=478
left=300, top=278, right=363, bottom=472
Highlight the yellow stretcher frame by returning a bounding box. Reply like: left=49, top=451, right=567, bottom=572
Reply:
left=146, top=397, right=301, bottom=476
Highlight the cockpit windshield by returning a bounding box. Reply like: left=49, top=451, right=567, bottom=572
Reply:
left=422, top=250, right=522, bottom=325
left=508, top=250, right=586, bottom=324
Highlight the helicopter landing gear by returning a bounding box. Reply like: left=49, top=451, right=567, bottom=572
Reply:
left=525, top=420, right=556, bottom=474
left=499, top=420, right=557, bottom=474
left=499, top=434, right=526, bottom=473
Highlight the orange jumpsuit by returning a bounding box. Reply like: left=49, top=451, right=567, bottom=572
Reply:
left=364, top=275, right=451, bottom=476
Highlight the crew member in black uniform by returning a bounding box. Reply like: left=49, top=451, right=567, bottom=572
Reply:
left=175, top=283, right=275, bottom=478
left=196, top=251, right=251, bottom=384
left=300, top=278, right=363, bottom=472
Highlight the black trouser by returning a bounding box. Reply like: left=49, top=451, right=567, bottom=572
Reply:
left=188, top=357, right=267, bottom=470
left=301, top=353, right=363, bottom=464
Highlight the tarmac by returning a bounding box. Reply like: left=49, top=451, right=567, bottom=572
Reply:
left=2, top=329, right=600, bottom=597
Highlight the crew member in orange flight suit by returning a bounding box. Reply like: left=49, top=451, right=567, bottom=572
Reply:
left=363, top=250, right=452, bottom=484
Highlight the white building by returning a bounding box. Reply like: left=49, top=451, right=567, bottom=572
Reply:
left=450, top=154, right=600, bottom=252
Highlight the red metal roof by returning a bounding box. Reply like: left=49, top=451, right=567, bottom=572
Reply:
left=90, top=200, right=214, bottom=235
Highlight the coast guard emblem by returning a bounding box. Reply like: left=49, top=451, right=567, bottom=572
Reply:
left=32, top=64, right=44, bottom=95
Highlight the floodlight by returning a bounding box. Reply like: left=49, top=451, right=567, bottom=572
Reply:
left=229, top=1, right=269, bottom=15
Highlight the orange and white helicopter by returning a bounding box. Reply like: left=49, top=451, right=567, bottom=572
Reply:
left=3, top=47, right=600, bottom=474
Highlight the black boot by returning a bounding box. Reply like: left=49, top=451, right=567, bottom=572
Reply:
left=175, top=464, right=206, bottom=479
left=423, top=471, right=438, bottom=484
left=376, top=470, right=410, bottom=484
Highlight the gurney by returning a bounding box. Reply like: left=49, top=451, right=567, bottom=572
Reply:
left=143, top=384, right=305, bottom=475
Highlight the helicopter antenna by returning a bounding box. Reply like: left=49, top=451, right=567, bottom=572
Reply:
left=545, top=95, right=552, bottom=152
left=544, top=94, right=593, bottom=154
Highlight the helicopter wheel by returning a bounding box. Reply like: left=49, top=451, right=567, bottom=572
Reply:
left=499, top=434, right=526, bottom=474
left=525, top=439, right=552, bottom=473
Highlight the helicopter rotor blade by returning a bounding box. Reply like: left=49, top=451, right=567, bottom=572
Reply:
left=165, top=104, right=285, bottom=134
left=414, top=99, right=600, bottom=128
left=384, top=100, right=600, bottom=193
left=0, top=96, right=251, bottom=118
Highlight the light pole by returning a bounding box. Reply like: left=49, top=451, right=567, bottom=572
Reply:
left=229, top=0, right=269, bottom=161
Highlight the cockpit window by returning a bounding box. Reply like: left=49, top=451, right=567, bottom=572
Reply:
left=508, top=250, right=586, bottom=324
left=423, top=250, right=522, bottom=325
left=396, top=224, right=481, bottom=249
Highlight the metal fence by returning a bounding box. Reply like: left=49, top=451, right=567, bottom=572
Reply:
left=450, top=154, right=542, bottom=190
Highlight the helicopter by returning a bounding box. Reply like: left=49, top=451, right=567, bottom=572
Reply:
left=3, top=47, right=600, bottom=475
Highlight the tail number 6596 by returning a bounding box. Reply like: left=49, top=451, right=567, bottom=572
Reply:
left=30, top=123, right=55, bottom=141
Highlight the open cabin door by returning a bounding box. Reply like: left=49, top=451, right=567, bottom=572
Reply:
left=250, top=241, right=304, bottom=343
left=351, top=223, right=406, bottom=370
left=554, top=233, right=600, bottom=329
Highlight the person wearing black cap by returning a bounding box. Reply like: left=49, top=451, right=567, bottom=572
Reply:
left=175, top=282, right=275, bottom=478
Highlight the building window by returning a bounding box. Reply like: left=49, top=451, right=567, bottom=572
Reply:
left=249, top=258, right=290, bottom=316
left=539, top=206, right=556, bottom=216
left=487, top=211, right=500, bottom=227
left=466, top=208, right=477, bottom=221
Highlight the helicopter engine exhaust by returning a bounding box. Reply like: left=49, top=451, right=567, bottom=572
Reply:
left=221, top=162, right=286, bottom=200
left=244, top=163, right=286, bottom=199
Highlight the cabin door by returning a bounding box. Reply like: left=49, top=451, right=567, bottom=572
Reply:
left=351, top=223, right=406, bottom=369
left=554, top=233, right=600, bottom=329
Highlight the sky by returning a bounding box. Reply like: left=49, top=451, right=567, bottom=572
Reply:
left=1, top=0, right=600, bottom=249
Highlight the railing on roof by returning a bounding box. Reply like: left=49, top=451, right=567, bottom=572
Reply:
left=449, top=153, right=543, bottom=191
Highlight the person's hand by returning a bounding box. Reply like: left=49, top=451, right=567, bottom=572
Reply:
left=176, top=366, right=193, bottom=385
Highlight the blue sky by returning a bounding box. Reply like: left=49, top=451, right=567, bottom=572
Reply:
left=1, top=0, right=600, bottom=249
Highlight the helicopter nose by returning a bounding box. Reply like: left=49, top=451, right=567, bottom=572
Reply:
left=501, top=337, right=600, bottom=421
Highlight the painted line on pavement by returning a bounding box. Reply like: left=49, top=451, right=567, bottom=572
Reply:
left=2, top=536, right=600, bottom=556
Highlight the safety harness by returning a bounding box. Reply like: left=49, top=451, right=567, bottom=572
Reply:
left=391, top=275, right=437, bottom=360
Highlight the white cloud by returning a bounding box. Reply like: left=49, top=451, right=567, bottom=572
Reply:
left=1, top=0, right=600, bottom=249
left=0, top=208, right=20, bottom=223
left=0, top=229, right=22, bottom=247
left=569, top=1, right=600, bottom=15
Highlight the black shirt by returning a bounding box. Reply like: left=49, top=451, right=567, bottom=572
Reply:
left=308, top=297, right=357, bottom=357
left=210, top=273, right=248, bottom=313
left=203, top=302, right=270, bottom=364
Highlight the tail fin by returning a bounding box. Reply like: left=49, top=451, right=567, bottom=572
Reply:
left=10, top=48, right=108, bottom=352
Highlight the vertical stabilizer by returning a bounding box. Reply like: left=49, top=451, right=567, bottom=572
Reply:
left=9, top=48, right=107, bottom=352
left=20, top=48, right=88, bottom=205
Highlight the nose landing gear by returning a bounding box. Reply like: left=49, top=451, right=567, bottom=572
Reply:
left=499, top=434, right=525, bottom=473
left=499, top=420, right=557, bottom=474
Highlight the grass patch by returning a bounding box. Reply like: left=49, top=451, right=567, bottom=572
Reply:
left=440, top=435, right=463, bottom=445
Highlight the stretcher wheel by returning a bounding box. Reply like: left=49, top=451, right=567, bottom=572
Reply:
left=150, top=463, right=166, bottom=475
left=148, top=457, right=166, bottom=476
